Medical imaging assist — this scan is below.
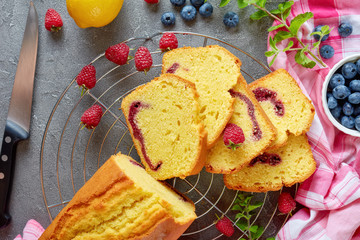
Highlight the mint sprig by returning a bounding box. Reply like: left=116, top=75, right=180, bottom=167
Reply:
left=232, top=192, right=275, bottom=240
left=220, top=0, right=333, bottom=68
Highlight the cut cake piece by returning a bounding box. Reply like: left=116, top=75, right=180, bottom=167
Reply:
left=205, top=74, right=277, bottom=174
left=249, top=69, right=315, bottom=149
left=121, top=73, right=207, bottom=180
left=162, top=45, right=241, bottom=148
left=39, top=153, right=197, bottom=240
left=224, top=134, right=316, bottom=192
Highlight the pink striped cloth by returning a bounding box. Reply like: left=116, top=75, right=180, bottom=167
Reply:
left=13, top=219, right=44, bottom=240
left=268, top=0, right=360, bottom=239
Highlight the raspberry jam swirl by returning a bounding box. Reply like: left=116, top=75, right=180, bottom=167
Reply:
left=252, top=87, right=285, bottom=117
left=229, top=89, right=262, bottom=141
left=166, top=62, right=180, bottom=73
left=128, top=101, right=162, bottom=171
left=249, top=153, right=281, bottom=166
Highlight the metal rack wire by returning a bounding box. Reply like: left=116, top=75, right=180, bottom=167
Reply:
left=40, top=31, right=295, bottom=239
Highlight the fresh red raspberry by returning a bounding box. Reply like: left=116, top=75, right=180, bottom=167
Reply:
left=45, top=8, right=63, bottom=32
left=135, top=46, right=153, bottom=72
left=215, top=215, right=234, bottom=237
left=278, top=192, right=296, bottom=214
left=76, top=64, right=97, bottom=91
left=223, top=123, right=245, bottom=150
left=80, top=105, right=103, bottom=129
left=105, top=43, right=130, bottom=65
left=159, top=33, right=178, bottom=51
left=144, top=0, right=159, bottom=3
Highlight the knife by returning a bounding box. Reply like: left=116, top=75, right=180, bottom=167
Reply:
left=0, top=1, right=38, bottom=228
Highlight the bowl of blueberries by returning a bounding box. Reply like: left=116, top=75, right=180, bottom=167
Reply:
left=322, top=54, right=360, bottom=137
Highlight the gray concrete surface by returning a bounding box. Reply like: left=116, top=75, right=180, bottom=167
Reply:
left=0, top=0, right=283, bottom=239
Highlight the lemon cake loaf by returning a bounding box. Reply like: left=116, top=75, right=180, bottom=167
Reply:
left=121, top=73, right=207, bottom=180
left=162, top=45, right=241, bottom=148
left=248, top=69, right=315, bottom=149
left=224, top=134, right=316, bottom=192
left=205, top=74, right=277, bottom=174
left=39, top=153, right=197, bottom=240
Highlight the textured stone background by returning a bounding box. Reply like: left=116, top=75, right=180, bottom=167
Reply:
left=0, top=0, right=281, bottom=239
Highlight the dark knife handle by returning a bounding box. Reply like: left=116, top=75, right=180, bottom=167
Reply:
left=0, top=120, right=29, bottom=228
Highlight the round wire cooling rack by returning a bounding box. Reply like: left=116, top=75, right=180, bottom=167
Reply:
left=40, top=31, right=297, bottom=240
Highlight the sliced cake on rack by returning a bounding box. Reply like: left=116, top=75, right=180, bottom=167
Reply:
left=249, top=68, right=315, bottom=149
left=205, top=74, right=277, bottom=174
left=39, top=153, right=197, bottom=240
left=121, top=73, right=207, bottom=180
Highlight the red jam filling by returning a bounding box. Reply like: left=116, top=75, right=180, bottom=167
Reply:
left=129, top=159, right=144, bottom=168
left=166, top=62, right=180, bottom=73
left=229, top=89, right=262, bottom=141
left=249, top=153, right=281, bottom=166
left=252, top=87, right=285, bottom=117
left=128, top=101, right=162, bottom=171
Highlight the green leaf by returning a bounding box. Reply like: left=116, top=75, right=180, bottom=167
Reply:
left=283, top=40, right=294, bottom=51
left=295, top=49, right=316, bottom=68
left=231, top=205, right=243, bottom=211
left=312, top=41, right=320, bottom=48
left=248, top=202, right=263, bottom=211
left=269, top=52, right=279, bottom=67
left=250, top=10, right=268, bottom=20
left=256, top=0, right=266, bottom=8
left=265, top=51, right=275, bottom=57
left=270, top=8, right=281, bottom=15
left=235, top=212, right=247, bottom=219
left=310, top=31, right=321, bottom=36
left=283, top=7, right=292, bottom=19
left=273, top=31, right=294, bottom=43
left=237, top=0, right=248, bottom=8
left=236, top=220, right=248, bottom=231
left=249, top=225, right=258, bottom=233
left=321, top=25, right=330, bottom=34
left=288, top=12, right=313, bottom=35
left=219, top=0, right=232, bottom=7
left=266, top=238, right=276, bottom=240
left=269, top=36, right=278, bottom=51
left=280, top=0, right=294, bottom=12
left=251, top=226, right=264, bottom=239
left=268, top=23, right=285, bottom=32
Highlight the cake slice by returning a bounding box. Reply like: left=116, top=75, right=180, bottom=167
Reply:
left=39, top=153, right=197, bottom=240
left=224, top=134, right=316, bottom=192
left=162, top=45, right=241, bottom=148
left=249, top=69, right=315, bottom=149
left=205, top=74, right=277, bottom=174
left=121, top=73, right=207, bottom=180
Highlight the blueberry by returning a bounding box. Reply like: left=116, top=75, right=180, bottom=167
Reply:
left=348, top=92, right=360, bottom=105
left=331, top=105, right=342, bottom=119
left=342, top=62, right=357, bottom=79
left=356, top=59, right=360, bottom=74
left=328, top=96, right=338, bottom=109
left=170, top=0, right=186, bottom=7
left=341, top=115, right=355, bottom=129
left=332, top=85, right=351, bottom=99
left=161, top=12, right=176, bottom=26
left=355, top=116, right=360, bottom=131
left=338, top=23, right=353, bottom=38
left=199, top=2, right=213, bottom=17
left=329, top=73, right=345, bottom=89
left=190, top=0, right=204, bottom=7
left=343, top=102, right=354, bottom=115
left=349, top=80, right=360, bottom=91
left=313, top=25, right=330, bottom=41
left=354, top=105, right=360, bottom=116
left=223, top=12, right=239, bottom=28
left=180, top=5, right=197, bottom=21
left=320, top=45, right=334, bottom=59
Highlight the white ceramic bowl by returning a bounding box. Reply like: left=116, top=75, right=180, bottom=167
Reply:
left=322, top=54, right=360, bottom=137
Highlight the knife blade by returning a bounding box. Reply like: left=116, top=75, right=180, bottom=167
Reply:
left=0, top=1, right=38, bottom=228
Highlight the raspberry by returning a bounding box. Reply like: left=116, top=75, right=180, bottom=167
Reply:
left=159, top=33, right=178, bottom=51
left=76, top=64, right=97, bottom=93
left=45, top=8, right=63, bottom=32
left=144, top=0, right=159, bottom=3
left=223, top=123, right=245, bottom=150
left=215, top=215, right=234, bottom=237
left=135, top=46, right=153, bottom=72
left=80, top=105, right=103, bottom=129
left=105, top=43, right=130, bottom=65
left=278, top=192, right=296, bottom=214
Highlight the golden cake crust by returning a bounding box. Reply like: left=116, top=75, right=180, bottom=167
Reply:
left=39, top=154, right=196, bottom=240
left=162, top=45, right=241, bottom=149
left=121, top=74, right=207, bottom=180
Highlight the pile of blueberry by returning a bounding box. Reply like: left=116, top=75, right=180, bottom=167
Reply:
left=161, top=0, right=239, bottom=27
left=327, top=59, right=360, bottom=131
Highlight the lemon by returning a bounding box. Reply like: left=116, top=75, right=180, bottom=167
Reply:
left=67, top=0, right=124, bottom=28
